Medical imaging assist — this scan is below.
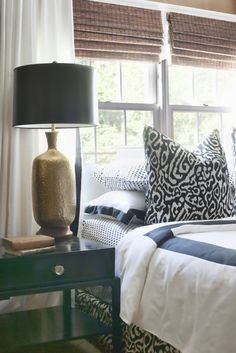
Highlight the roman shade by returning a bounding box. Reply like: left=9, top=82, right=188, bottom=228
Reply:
left=168, top=12, right=236, bottom=69
left=73, top=0, right=163, bottom=61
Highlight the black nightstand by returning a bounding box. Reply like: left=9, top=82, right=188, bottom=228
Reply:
left=0, top=237, right=120, bottom=353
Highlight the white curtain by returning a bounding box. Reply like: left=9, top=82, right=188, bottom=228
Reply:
left=0, top=0, right=75, bottom=237
left=0, top=0, right=75, bottom=312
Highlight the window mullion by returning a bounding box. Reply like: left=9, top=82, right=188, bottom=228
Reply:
left=169, top=105, right=230, bottom=113
left=94, top=126, right=98, bottom=163
left=160, top=60, right=170, bottom=136
left=192, top=68, right=195, bottom=104
left=124, top=110, right=127, bottom=145
left=98, top=102, right=158, bottom=111
left=119, top=62, right=123, bottom=102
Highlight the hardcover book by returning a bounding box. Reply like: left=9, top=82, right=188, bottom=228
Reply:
left=2, top=235, right=55, bottom=251
left=4, top=245, right=56, bottom=256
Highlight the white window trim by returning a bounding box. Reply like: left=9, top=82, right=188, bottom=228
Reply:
left=90, top=0, right=236, bottom=22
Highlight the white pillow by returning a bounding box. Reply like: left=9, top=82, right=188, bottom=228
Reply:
left=93, top=162, right=148, bottom=191
left=84, top=190, right=146, bottom=224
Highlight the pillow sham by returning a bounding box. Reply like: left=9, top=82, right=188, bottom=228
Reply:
left=85, top=190, right=146, bottom=225
left=144, top=126, right=234, bottom=225
left=81, top=215, right=139, bottom=247
left=93, top=162, right=147, bottom=191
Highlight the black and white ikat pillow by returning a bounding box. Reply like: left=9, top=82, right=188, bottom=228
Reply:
left=144, top=126, right=235, bottom=225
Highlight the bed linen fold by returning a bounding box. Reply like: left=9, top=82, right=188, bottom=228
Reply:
left=115, top=218, right=236, bottom=353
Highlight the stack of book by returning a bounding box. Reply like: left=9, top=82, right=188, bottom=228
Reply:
left=2, top=235, right=55, bottom=256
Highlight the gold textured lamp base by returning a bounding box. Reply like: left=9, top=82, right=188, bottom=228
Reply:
left=36, top=226, right=73, bottom=239
left=32, top=131, right=75, bottom=239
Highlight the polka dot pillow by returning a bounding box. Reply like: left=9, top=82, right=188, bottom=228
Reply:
left=94, top=161, right=147, bottom=191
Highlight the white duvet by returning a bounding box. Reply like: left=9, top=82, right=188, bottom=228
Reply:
left=115, top=220, right=236, bottom=353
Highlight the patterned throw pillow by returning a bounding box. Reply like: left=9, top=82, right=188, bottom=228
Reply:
left=144, top=126, right=235, bottom=225
left=94, top=162, right=147, bottom=191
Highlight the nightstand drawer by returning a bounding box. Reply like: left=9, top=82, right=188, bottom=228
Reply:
left=0, top=247, right=115, bottom=292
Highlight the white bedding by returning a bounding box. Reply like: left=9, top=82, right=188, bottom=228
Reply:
left=115, top=219, right=236, bottom=353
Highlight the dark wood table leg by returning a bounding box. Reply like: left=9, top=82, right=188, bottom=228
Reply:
left=111, top=278, right=121, bottom=353
left=63, top=289, right=72, bottom=338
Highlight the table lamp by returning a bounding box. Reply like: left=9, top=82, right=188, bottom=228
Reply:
left=13, top=62, right=97, bottom=238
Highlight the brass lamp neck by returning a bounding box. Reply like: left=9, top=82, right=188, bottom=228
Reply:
left=46, top=131, right=58, bottom=150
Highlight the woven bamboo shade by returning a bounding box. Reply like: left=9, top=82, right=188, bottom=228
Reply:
left=168, top=12, right=236, bottom=69
left=73, top=0, right=163, bottom=62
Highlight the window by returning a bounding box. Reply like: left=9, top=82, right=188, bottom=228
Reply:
left=79, top=60, right=158, bottom=164
left=169, top=65, right=236, bottom=107
left=168, top=64, right=236, bottom=168
left=77, top=57, right=236, bottom=167
left=73, top=3, right=236, bottom=170
left=78, top=59, right=236, bottom=167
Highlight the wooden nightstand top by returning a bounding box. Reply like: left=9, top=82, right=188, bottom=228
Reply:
left=0, top=236, right=112, bottom=258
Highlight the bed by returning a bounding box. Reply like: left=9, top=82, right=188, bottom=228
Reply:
left=117, top=219, right=236, bottom=353
left=75, top=127, right=236, bottom=353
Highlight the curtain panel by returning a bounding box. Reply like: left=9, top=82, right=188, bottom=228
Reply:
left=0, top=0, right=75, bottom=237
left=168, top=12, right=236, bottom=69
left=0, top=0, right=74, bottom=313
left=73, top=0, right=163, bottom=61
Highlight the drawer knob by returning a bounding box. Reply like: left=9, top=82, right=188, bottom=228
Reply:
left=54, top=265, right=65, bottom=276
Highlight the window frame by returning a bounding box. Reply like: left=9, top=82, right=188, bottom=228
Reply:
left=169, top=105, right=231, bottom=139
left=78, top=58, right=235, bottom=164
left=79, top=60, right=160, bottom=163
left=161, top=60, right=233, bottom=142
